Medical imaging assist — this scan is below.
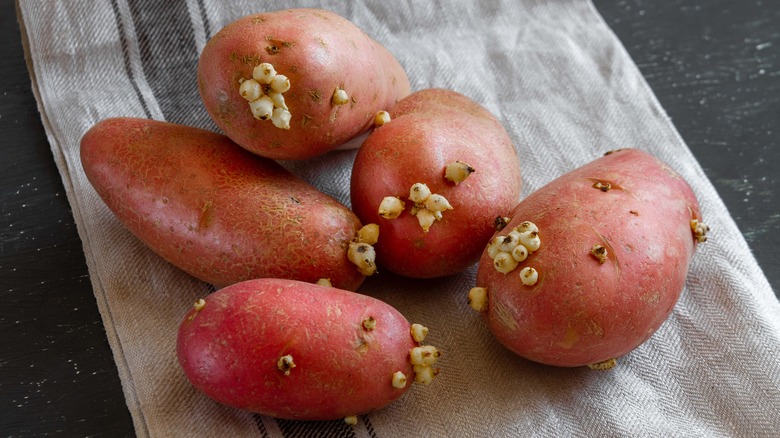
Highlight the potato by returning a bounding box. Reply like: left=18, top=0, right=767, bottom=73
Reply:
left=350, top=89, right=522, bottom=278
left=198, top=8, right=410, bottom=160
left=80, top=117, right=365, bottom=290
left=177, top=278, right=440, bottom=420
left=470, top=149, right=708, bottom=368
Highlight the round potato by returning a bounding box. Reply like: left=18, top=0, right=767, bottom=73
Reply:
left=351, top=89, right=522, bottom=278
left=198, top=8, right=410, bottom=160
left=471, top=149, right=707, bottom=368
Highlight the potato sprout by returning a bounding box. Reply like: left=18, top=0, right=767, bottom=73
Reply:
left=240, top=62, right=291, bottom=129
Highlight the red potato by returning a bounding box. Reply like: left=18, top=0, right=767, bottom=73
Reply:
left=198, top=8, right=410, bottom=160
left=80, top=117, right=366, bottom=290
left=350, top=89, right=522, bottom=278
left=470, top=149, right=709, bottom=368
left=177, top=278, right=439, bottom=421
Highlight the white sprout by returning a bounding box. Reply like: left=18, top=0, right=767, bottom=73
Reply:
left=193, top=298, right=206, bottom=311
left=415, top=209, right=437, bottom=232
left=519, top=267, right=539, bottom=286
left=409, top=345, right=440, bottom=366
left=332, top=88, right=350, bottom=105
left=486, top=237, right=502, bottom=259
left=444, top=161, right=475, bottom=185
left=271, top=108, right=292, bottom=130
left=357, top=224, right=380, bottom=245
left=413, top=364, right=437, bottom=385
left=498, top=233, right=520, bottom=252
left=268, top=91, right=287, bottom=111
left=391, top=371, right=407, bottom=388
left=424, top=194, right=453, bottom=212
left=587, top=358, right=617, bottom=370
left=517, top=230, right=541, bottom=252
left=315, top=278, right=332, bottom=287
left=374, top=111, right=391, bottom=126
left=511, top=244, right=529, bottom=262
left=253, top=63, right=276, bottom=84
left=468, top=287, right=488, bottom=312
left=378, top=196, right=405, bottom=219
left=493, top=251, right=519, bottom=274
left=348, top=242, right=377, bottom=276
left=239, top=79, right=262, bottom=101
left=270, top=74, right=290, bottom=93
left=410, top=324, right=429, bottom=343
left=515, top=221, right=538, bottom=234
left=408, top=183, right=432, bottom=204
left=249, top=96, right=274, bottom=120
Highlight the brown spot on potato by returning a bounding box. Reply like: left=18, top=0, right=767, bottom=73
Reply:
left=557, top=326, right=579, bottom=349
left=494, top=216, right=511, bottom=231
left=309, top=90, right=323, bottom=102
left=240, top=54, right=262, bottom=65
left=199, top=201, right=215, bottom=229
left=353, top=336, right=370, bottom=353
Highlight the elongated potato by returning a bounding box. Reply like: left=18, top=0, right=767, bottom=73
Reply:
left=177, top=278, right=440, bottom=420
left=80, top=117, right=365, bottom=290
left=350, top=89, right=522, bottom=278
left=471, top=149, right=708, bottom=368
left=198, top=8, right=410, bottom=160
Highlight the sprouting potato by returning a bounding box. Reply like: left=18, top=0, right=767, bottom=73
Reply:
left=198, top=8, right=410, bottom=160
left=350, top=89, right=522, bottom=278
left=471, top=149, right=708, bottom=368
left=80, top=117, right=366, bottom=290
left=177, top=278, right=440, bottom=420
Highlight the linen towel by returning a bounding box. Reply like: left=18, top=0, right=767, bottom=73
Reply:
left=18, top=0, right=780, bottom=436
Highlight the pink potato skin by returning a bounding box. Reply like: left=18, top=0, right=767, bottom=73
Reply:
left=350, top=89, right=522, bottom=278
left=80, top=117, right=364, bottom=291
left=176, top=278, right=416, bottom=420
left=476, top=149, right=703, bottom=367
left=198, top=8, right=410, bottom=160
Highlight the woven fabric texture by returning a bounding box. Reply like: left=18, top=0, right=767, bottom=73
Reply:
left=18, top=0, right=780, bottom=436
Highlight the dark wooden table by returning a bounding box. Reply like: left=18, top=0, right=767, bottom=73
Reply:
left=1, top=1, right=777, bottom=436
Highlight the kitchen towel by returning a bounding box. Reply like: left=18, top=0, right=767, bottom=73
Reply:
left=18, top=0, right=780, bottom=436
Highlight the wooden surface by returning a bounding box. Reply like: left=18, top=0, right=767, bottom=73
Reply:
left=1, top=0, right=777, bottom=436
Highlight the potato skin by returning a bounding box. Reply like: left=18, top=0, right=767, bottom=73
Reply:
left=177, top=278, right=416, bottom=420
left=198, top=8, right=410, bottom=160
left=80, top=117, right=364, bottom=290
left=476, top=149, right=703, bottom=367
left=350, top=89, right=522, bottom=278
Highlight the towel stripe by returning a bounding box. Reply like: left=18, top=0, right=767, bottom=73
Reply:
left=108, top=0, right=152, bottom=119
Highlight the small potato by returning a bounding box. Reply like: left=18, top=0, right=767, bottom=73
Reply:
left=350, top=89, right=522, bottom=278
left=80, top=118, right=364, bottom=290
left=474, top=149, right=706, bottom=367
left=198, top=8, right=410, bottom=160
left=177, top=278, right=421, bottom=420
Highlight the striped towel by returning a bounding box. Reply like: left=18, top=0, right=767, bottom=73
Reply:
left=18, top=0, right=780, bottom=436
